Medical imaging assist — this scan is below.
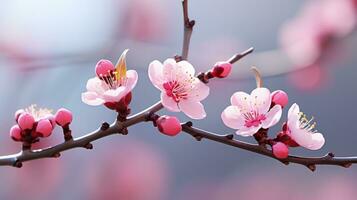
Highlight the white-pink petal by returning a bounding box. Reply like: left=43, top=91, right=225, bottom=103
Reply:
left=188, top=80, right=210, bottom=101
left=179, top=100, right=206, bottom=119
left=86, top=77, right=105, bottom=94
left=161, top=93, right=180, bottom=112
left=124, top=70, right=138, bottom=91
left=148, top=60, right=164, bottom=90
left=162, top=58, right=178, bottom=80
left=81, top=92, right=105, bottom=106
left=103, top=87, right=127, bottom=102
left=236, top=126, right=261, bottom=137
left=221, top=106, right=245, bottom=129
left=230, top=91, right=251, bottom=111
left=261, top=105, right=282, bottom=129
left=176, top=60, right=195, bottom=76
left=250, top=87, right=271, bottom=114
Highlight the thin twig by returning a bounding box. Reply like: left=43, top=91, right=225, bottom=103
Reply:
left=181, top=123, right=355, bottom=171
left=180, top=0, right=195, bottom=60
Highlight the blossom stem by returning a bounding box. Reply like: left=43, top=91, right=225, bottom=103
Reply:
left=180, top=0, right=195, bottom=61
left=251, top=67, right=263, bottom=88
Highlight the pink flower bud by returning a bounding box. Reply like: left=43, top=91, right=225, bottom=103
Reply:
left=156, top=115, right=182, bottom=136
left=211, top=61, right=232, bottom=78
left=14, top=109, right=25, bottom=122
left=46, top=115, right=56, bottom=130
left=95, top=59, right=115, bottom=77
left=55, top=108, right=73, bottom=126
left=17, top=113, right=35, bottom=130
left=10, top=125, right=22, bottom=141
left=272, top=142, right=289, bottom=159
left=36, top=119, right=53, bottom=137
left=271, top=90, right=289, bottom=108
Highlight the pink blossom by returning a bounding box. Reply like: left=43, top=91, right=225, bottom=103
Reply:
left=148, top=58, right=209, bottom=119
left=286, top=103, right=325, bottom=150
left=221, top=88, right=282, bottom=136
left=82, top=50, right=138, bottom=106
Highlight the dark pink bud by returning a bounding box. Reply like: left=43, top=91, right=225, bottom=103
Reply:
left=156, top=115, right=182, bottom=136
left=95, top=59, right=115, bottom=77
left=272, top=142, right=289, bottom=159
left=55, top=108, right=73, bottom=127
left=271, top=90, right=289, bottom=108
left=36, top=119, right=53, bottom=137
left=211, top=61, right=232, bottom=78
left=17, top=113, right=35, bottom=130
left=10, top=125, right=22, bottom=141
left=14, top=109, right=25, bottom=122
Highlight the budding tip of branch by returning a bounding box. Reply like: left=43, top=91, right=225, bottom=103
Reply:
left=307, top=164, right=316, bottom=172
left=342, top=163, right=352, bottom=168
left=100, top=122, right=110, bottom=131
left=194, top=135, right=202, bottom=141
left=53, top=152, right=61, bottom=158
left=185, top=121, right=193, bottom=127
left=84, top=143, right=93, bottom=150
left=225, top=134, right=234, bottom=140
left=282, top=161, right=290, bottom=165
left=327, top=152, right=335, bottom=158
left=121, top=128, right=129, bottom=135
left=13, top=160, right=22, bottom=168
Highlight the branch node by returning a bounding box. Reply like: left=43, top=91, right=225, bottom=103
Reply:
left=197, top=72, right=209, bottom=84
left=84, top=143, right=93, bottom=150
left=307, top=164, right=316, bottom=172
left=327, top=152, right=335, bottom=158
left=13, top=160, right=23, bottom=168
left=52, top=152, right=61, bottom=158
left=185, top=121, right=193, bottom=127
left=194, top=135, right=203, bottom=141
left=121, top=128, right=129, bottom=135
left=342, top=163, right=352, bottom=168
left=225, top=134, right=234, bottom=140
left=100, top=122, right=110, bottom=131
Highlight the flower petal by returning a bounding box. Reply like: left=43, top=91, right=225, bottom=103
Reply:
left=161, top=93, right=180, bottom=112
left=103, top=87, right=127, bottom=102
left=236, top=126, right=261, bottom=137
left=221, top=106, right=245, bottom=129
left=250, top=87, right=271, bottom=114
left=288, top=103, right=300, bottom=120
left=81, top=92, right=105, bottom=106
left=86, top=77, right=105, bottom=94
left=187, top=79, right=210, bottom=101
left=177, top=60, right=195, bottom=76
left=230, top=91, right=251, bottom=112
left=308, top=133, right=325, bottom=150
left=148, top=60, right=164, bottom=90
left=178, top=100, right=206, bottom=119
left=261, top=105, right=282, bottom=129
left=162, top=58, right=178, bottom=81
left=124, top=70, right=138, bottom=92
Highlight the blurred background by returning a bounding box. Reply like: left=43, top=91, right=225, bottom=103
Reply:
left=0, top=0, right=356, bottom=199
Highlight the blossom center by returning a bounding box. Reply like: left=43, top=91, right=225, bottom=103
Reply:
left=25, top=104, right=53, bottom=120
left=243, top=111, right=266, bottom=128
left=163, top=81, right=188, bottom=103
left=99, top=71, right=126, bottom=90
left=298, top=112, right=317, bottom=132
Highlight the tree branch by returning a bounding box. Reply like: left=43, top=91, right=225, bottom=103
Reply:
left=181, top=122, right=355, bottom=171
left=180, top=0, right=195, bottom=61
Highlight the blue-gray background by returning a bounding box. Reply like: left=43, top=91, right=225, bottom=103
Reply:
left=0, top=0, right=356, bottom=199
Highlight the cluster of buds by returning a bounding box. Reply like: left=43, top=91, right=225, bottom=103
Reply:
left=10, top=105, right=73, bottom=150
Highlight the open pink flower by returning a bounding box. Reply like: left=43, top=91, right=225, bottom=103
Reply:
left=82, top=50, right=138, bottom=106
left=221, top=88, right=282, bottom=136
left=148, top=59, right=209, bottom=119
left=286, top=103, right=325, bottom=150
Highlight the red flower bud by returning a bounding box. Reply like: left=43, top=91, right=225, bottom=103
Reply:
left=36, top=119, right=53, bottom=137
left=95, top=59, right=115, bottom=77
left=17, top=113, right=35, bottom=130
left=272, top=142, right=289, bottom=159
left=271, top=90, right=289, bottom=108
left=211, top=61, right=232, bottom=78
left=55, top=108, right=73, bottom=127
left=10, top=125, right=22, bottom=141
left=156, top=115, right=182, bottom=136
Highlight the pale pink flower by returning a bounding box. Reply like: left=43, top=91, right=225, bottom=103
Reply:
left=286, top=103, right=325, bottom=150
left=221, top=88, right=282, bottom=136
left=148, top=59, right=209, bottom=119
left=82, top=50, right=138, bottom=106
